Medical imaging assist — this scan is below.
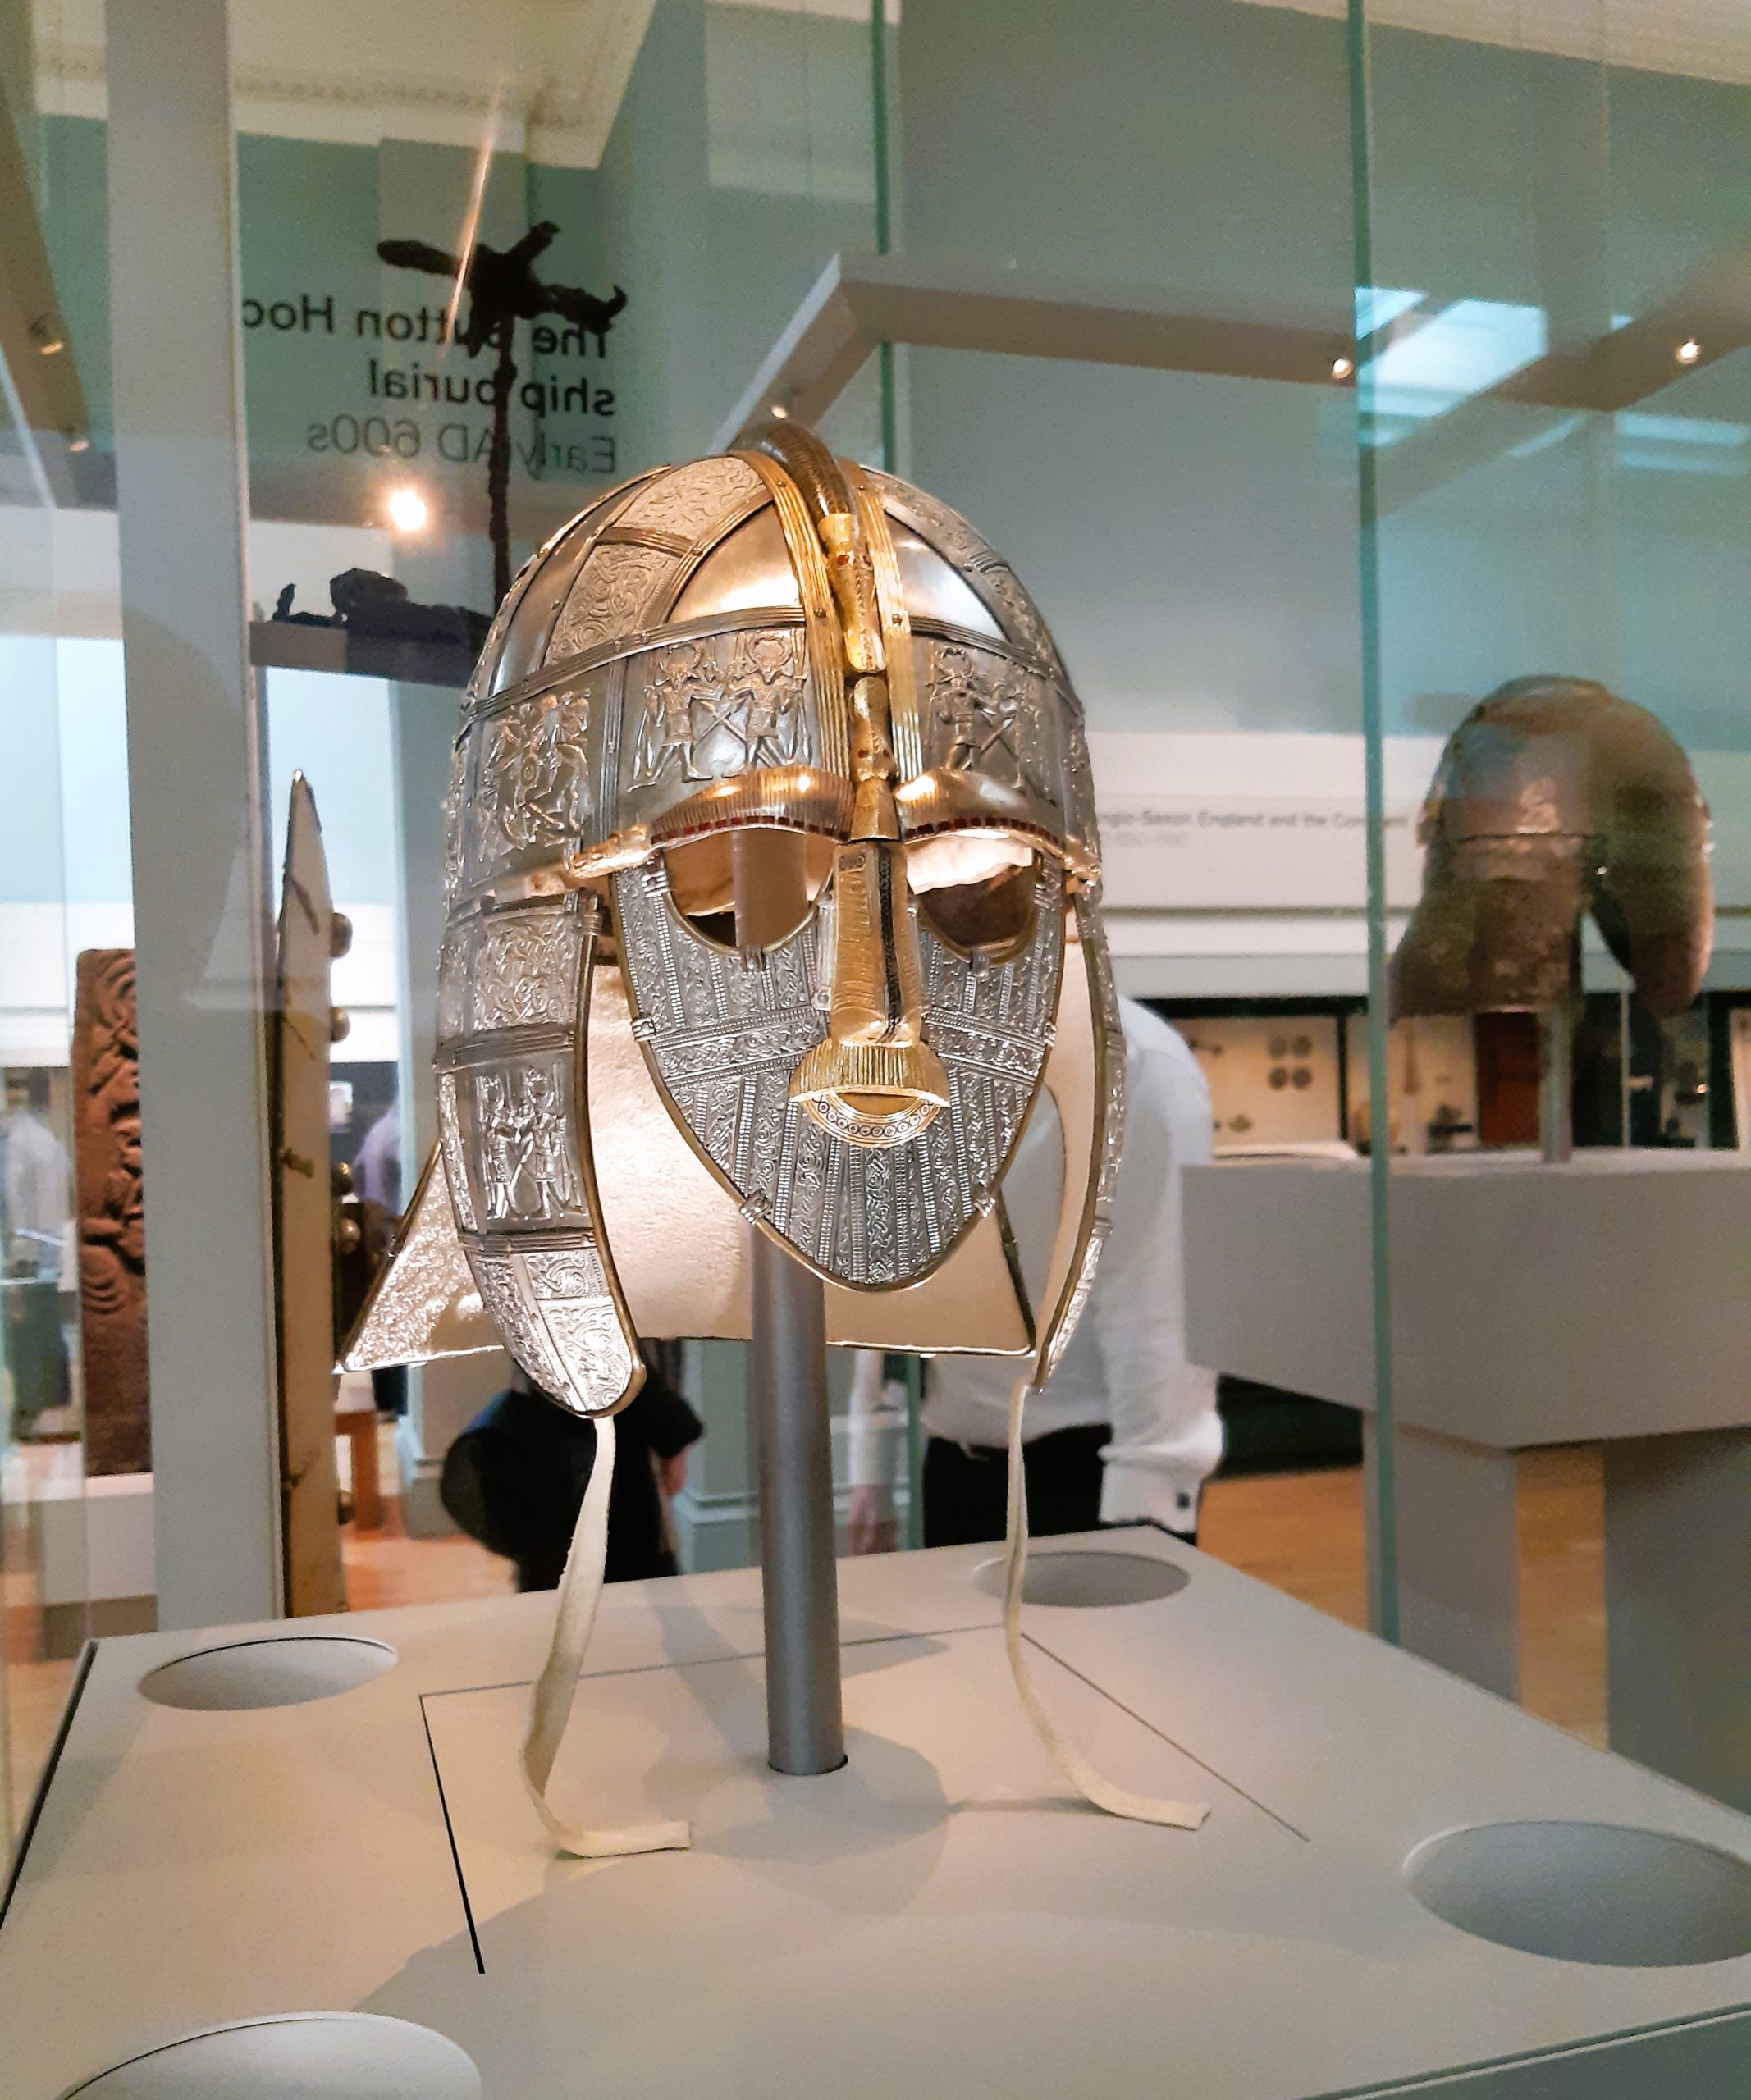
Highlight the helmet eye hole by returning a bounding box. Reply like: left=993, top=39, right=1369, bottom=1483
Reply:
left=915, top=853, right=1040, bottom=961
left=662, top=832, right=832, bottom=949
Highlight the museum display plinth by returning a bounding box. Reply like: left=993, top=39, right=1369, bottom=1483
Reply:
left=5, top=1536, right=1751, bottom=2098
left=1182, top=1150, right=1751, bottom=1809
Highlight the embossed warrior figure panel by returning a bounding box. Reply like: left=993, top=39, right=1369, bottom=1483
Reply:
left=927, top=643, right=1051, bottom=801
left=475, top=688, right=592, bottom=860
left=477, top=1065, right=583, bottom=1223
left=630, top=629, right=807, bottom=789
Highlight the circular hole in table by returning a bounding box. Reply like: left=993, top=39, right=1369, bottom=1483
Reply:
left=60, top=2013, right=480, bottom=2099
left=138, top=1636, right=396, bottom=1711
left=1406, top=1820, right=1751, bottom=1967
left=971, top=1550, right=1189, bottom=1608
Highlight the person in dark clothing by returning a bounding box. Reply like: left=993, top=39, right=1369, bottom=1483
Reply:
left=440, top=1348, right=702, bottom=1591
left=921, top=1422, right=1109, bottom=1547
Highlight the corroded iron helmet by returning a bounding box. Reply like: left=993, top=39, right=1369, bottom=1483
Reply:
left=1392, top=676, right=1712, bottom=1020
left=350, top=422, right=1119, bottom=1418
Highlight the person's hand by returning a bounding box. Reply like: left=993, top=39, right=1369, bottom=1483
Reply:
left=845, top=1483, right=898, bottom=1555
left=659, top=1449, right=689, bottom=1498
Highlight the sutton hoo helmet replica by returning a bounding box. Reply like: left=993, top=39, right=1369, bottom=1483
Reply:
left=1393, top=676, right=1712, bottom=1022
left=348, top=422, right=1201, bottom=1851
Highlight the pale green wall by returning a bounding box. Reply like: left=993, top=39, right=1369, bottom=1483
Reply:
left=597, top=0, right=875, bottom=470
left=895, top=0, right=1361, bottom=742
left=894, top=0, right=1751, bottom=758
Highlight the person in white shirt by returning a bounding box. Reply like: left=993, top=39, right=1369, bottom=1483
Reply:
left=2, top=1070, right=73, bottom=1430
left=3, top=1071, right=71, bottom=1279
left=846, top=998, right=1222, bottom=1550
left=352, top=1102, right=402, bottom=1211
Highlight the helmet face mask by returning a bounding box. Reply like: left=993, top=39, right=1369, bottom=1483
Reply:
left=352, top=429, right=1119, bottom=1421
left=609, top=818, right=1064, bottom=1279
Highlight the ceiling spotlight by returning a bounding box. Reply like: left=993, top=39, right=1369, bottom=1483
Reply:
left=769, top=403, right=790, bottom=421
left=386, top=486, right=430, bottom=533
left=1331, top=356, right=1354, bottom=381
left=1676, top=337, right=1702, bottom=365
left=67, top=434, right=89, bottom=454
left=37, top=334, right=64, bottom=356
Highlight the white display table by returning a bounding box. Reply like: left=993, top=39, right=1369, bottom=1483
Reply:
left=1182, top=1150, right=1751, bottom=1808
left=4, top=1536, right=1750, bottom=2098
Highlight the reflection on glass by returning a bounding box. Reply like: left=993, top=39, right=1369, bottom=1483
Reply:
left=233, top=2, right=886, bottom=1596
left=0, top=376, right=88, bottom=1850
left=1358, top=1, right=1751, bottom=1806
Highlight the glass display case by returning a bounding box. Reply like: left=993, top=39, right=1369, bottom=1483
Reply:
left=0, top=18, right=91, bottom=1847
left=7, top=12, right=1751, bottom=2098
left=2, top=0, right=1749, bottom=1854
left=1348, top=0, right=1751, bottom=1796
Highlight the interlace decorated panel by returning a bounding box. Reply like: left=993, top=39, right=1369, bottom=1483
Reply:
left=864, top=468, right=1069, bottom=682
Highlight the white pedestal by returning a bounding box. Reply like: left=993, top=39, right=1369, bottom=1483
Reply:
left=1184, top=1151, right=1751, bottom=1805
left=25, top=1459, right=157, bottom=1655
left=3, top=1540, right=1749, bottom=2098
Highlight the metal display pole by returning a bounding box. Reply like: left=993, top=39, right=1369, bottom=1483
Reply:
left=734, top=834, right=846, bottom=1777
left=1539, top=1005, right=1574, bottom=1165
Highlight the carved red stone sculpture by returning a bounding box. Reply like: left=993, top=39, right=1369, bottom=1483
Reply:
left=71, top=948, right=151, bottom=1477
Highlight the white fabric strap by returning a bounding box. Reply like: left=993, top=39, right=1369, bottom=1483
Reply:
left=1002, top=1379, right=1209, bottom=1832
left=522, top=1413, right=693, bottom=1860
left=523, top=1386, right=1202, bottom=1854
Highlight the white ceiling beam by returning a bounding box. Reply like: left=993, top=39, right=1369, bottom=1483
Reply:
left=712, top=250, right=1355, bottom=451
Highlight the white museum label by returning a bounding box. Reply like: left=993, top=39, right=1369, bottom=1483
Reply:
left=1100, top=794, right=1420, bottom=911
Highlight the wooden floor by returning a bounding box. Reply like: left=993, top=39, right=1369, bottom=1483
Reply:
left=339, top=1495, right=511, bottom=1614
left=1200, top=1445, right=1606, bottom=1745
left=4, top=1442, right=1607, bottom=1842
left=335, top=1439, right=1609, bottom=1744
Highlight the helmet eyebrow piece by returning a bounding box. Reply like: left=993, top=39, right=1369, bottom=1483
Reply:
left=647, top=765, right=856, bottom=849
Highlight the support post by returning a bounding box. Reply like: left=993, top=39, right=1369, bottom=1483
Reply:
left=734, top=834, right=845, bottom=1777
left=107, top=0, right=281, bottom=1627
left=1539, top=1005, right=1573, bottom=1165
left=1604, top=1429, right=1751, bottom=1812
left=1365, top=1419, right=1522, bottom=1701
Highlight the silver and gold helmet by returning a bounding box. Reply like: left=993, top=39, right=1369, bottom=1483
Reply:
left=1392, top=676, right=1712, bottom=1021
left=350, top=422, right=1120, bottom=1416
